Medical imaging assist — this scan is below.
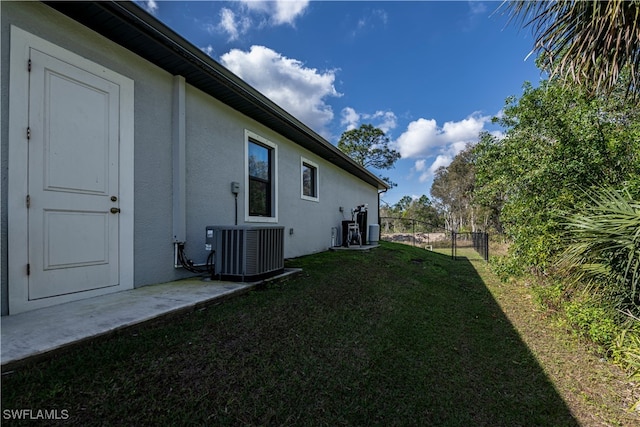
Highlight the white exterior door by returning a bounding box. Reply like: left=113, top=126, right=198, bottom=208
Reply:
left=9, top=26, right=134, bottom=314
left=28, top=48, right=121, bottom=299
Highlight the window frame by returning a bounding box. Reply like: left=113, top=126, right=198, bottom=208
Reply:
left=245, top=130, right=278, bottom=223
left=300, top=157, right=319, bottom=202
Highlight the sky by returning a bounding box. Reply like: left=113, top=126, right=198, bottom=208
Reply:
left=135, top=0, right=545, bottom=206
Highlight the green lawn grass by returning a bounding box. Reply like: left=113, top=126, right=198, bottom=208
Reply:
left=2, top=242, right=579, bottom=426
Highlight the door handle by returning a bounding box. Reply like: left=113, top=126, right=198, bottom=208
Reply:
left=110, top=207, right=121, bottom=214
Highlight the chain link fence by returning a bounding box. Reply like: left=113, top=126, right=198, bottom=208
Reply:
left=453, top=232, right=489, bottom=262
left=379, top=217, right=451, bottom=251
left=380, top=217, right=489, bottom=261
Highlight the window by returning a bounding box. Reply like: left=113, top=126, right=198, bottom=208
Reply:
left=245, top=131, right=277, bottom=222
left=248, top=141, right=271, bottom=216
left=301, top=157, right=319, bottom=201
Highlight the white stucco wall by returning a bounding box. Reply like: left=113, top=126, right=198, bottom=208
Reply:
left=1, top=1, right=380, bottom=315
left=183, top=84, right=380, bottom=264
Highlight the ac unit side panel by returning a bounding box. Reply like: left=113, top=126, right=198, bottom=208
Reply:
left=245, top=229, right=258, bottom=276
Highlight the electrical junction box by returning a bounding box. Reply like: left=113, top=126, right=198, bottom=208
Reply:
left=231, top=181, right=240, bottom=194
left=205, top=227, right=215, bottom=251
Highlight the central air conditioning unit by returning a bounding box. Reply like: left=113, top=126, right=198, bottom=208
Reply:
left=205, top=226, right=285, bottom=281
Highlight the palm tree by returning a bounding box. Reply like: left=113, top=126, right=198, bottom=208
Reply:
left=503, top=0, right=640, bottom=99
left=559, top=187, right=640, bottom=313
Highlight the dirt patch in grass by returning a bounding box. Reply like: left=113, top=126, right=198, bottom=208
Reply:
left=2, top=242, right=638, bottom=426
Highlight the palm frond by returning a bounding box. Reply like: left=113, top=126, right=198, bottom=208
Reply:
left=502, top=0, right=640, bottom=100
left=558, top=186, right=640, bottom=304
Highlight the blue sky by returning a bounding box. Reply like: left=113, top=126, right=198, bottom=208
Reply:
left=137, top=0, right=544, bottom=206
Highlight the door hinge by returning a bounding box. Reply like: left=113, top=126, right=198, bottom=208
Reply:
left=28, top=59, right=31, bottom=72
left=26, top=194, right=31, bottom=209
left=27, top=264, right=31, bottom=276
left=26, top=127, right=31, bottom=140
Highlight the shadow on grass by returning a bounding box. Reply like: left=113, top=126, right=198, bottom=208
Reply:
left=1, top=242, right=578, bottom=426
left=347, top=246, right=579, bottom=426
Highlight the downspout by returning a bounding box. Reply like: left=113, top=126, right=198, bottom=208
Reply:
left=378, top=187, right=388, bottom=242
left=172, top=75, right=186, bottom=244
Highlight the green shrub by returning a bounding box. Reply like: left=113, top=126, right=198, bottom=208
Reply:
left=489, top=255, right=523, bottom=282
left=531, top=281, right=565, bottom=312
left=613, top=323, right=640, bottom=372
left=612, top=318, right=640, bottom=410
left=565, top=299, right=617, bottom=349
left=558, top=186, right=640, bottom=317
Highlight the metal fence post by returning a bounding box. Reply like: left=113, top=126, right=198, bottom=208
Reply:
left=485, top=232, right=489, bottom=262
left=451, top=232, right=456, bottom=259
left=412, top=220, right=416, bottom=246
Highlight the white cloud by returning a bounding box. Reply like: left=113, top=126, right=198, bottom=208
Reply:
left=240, top=0, right=309, bottom=26
left=214, top=2, right=309, bottom=43
left=395, top=118, right=440, bottom=158
left=220, top=45, right=341, bottom=135
left=395, top=113, right=490, bottom=159
left=201, top=45, right=215, bottom=57
left=271, top=0, right=309, bottom=25
left=217, top=7, right=252, bottom=41
left=137, top=0, right=158, bottom=15
left=413, top=154, right=454, bottom=184
left=397, top=113, right=492, bottom=184
left=489, top=129, right=505, bottom=140
left=414, top=159, right=427, bottom=172
left=442, top=115, right=486, bottom=142
left=468, top=1, right=488, bottom=16
left=351, top=8, right=388, bottom=38
left=340, top=108, right=397, bottom=133
left=341, top=107, right=360, bottom=131
left=370, top=111, right=397, bottom=133
left=425, top=155, right=454, bottom=180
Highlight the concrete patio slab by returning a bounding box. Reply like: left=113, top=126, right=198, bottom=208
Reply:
left=1, top=270, right=300, bottom=369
